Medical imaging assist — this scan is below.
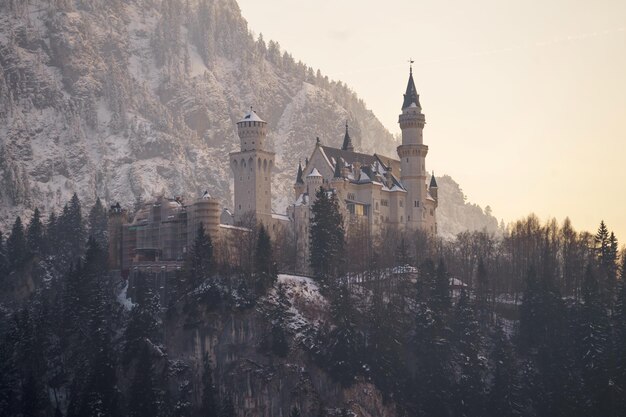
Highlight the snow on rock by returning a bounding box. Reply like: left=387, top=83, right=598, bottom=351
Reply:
left=117, top=280, right=135, bottom=311
left=0, top=0, right=498, bottom=243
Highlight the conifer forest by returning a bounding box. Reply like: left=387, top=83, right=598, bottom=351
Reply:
left=1, top=192, right=625, bottom=416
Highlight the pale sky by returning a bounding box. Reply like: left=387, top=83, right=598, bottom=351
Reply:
left=238, top=0, right=626, bottom=241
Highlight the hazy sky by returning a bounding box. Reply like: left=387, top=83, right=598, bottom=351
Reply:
left=238, top=0, right=626, bottom=241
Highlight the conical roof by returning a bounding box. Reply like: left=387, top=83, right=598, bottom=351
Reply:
left=296, top=161, right=304, bottom=184
left=341, top=121, right=354, bottom=152
left=429, top=172, right=438, bottom=188
left=402, top=68, right=421, bottom=110
left=238, top=109, right=265, bottom=124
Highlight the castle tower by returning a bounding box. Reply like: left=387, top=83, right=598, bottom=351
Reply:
left=397, top=66, right=430, bottom=229
left=229, top=109, right=274, bottom=226
left=294, top=161, right=305, bottom=200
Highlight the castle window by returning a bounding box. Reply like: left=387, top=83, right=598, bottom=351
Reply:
left=381, top=199, right=388, bottom=207
left=347, top=193, right=356, bottom=201
left=430, top=209, right=434, bottom=216
left=414, top=200, right=419, bottom=207
left=408, top=215, right=411, bottom=221
left=375, top=202, right=379, bottom=210
left=399, top=200, right=403, bottom=207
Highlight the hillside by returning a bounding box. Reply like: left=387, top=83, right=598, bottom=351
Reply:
left=0, top=0, right=495, bottom=237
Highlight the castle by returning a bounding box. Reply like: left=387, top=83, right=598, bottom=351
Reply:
left=109, top=68, right=437, bottom=275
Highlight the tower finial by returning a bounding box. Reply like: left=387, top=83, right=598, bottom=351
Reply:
left=401, top=61, right=420, bottom=110
left=342, top=121, right=354, bottom=152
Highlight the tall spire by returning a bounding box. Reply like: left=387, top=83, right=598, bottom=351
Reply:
left=341, top=121, right=354, bottom=152
left=296, top=161, right=304, bottom=184
left=429, top=171, right=438, bottom=188
left=402, top=64, right=421, bottom=110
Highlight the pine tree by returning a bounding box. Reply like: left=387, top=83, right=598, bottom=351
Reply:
left=0, top=231, right=8, bottom=280
left=269, top=283, right=290, bottom=357
left=595, top=221, right=609, bottom=260
left=58, top=193, right=85, bottom=268
left=199, top=353, right=219, bottom=417
left=488, top=323, right=523, bottom=417
left=606, top=232, right=619, bottom=303
left=128, top=345, right=158, bottom=417
left=26, top=208, right=44, bottom=257
left=78, top=330, right=120, bottom=417
left=187, top=223, right=214, bottom=288
left=327, top=285, right=364, bottom=387
left=124, top=287, right=161, bottom=363
left=310, top=187, right=344, bottom=283
left=44, top=211, right=59, bottom=257
left=432, top=259, right=451, bottom=321
left=88, top=198, right=109, bottom=249
left=254, top=225, right=277, bottom=295
left=7, top=216, right=27, bottom=270
left=595, top=221, right=618, bottom=303
left=453, top=289, right=485, bottom=417
left=0, top=324, right=19, bottom=417
left=365, top=291, right=407, bottom=402
left=416, top=259, right=435, bottom=303
left=614, top=255, right=626, bottom=415
left=577, top=265, right=610, bottom=415
left=412, top=299, right=451, bottom=416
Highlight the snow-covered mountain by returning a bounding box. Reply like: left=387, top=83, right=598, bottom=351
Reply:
left=0, top=0, right=496, bottom=237
left=435, top=175, right=500, bottom=239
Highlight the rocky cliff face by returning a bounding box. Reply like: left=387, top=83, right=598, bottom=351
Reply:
left=0, top=0, right=496, bottom=237
left=164, top=275, right=395, bottom=416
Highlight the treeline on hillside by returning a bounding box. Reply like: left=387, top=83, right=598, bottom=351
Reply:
left=305, top=186, right=626, bottom=416
left=0, top=194, right=280, bottom=417
left=1, top=190, right=626, bottom=417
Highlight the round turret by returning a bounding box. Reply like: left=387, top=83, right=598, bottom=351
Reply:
left=237, top=110, right=268, bottom=151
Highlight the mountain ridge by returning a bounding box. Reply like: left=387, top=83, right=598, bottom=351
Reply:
left=0, top=0, right=497, bottom=237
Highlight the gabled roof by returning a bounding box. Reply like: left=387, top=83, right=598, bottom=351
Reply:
left=321, top=146, right=378, bottom=168
left=308, top=168, right=322, bottom=177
